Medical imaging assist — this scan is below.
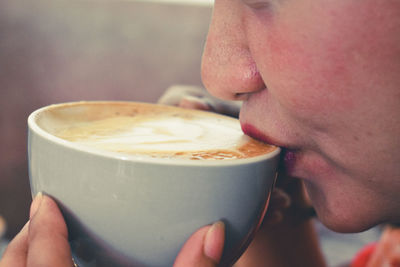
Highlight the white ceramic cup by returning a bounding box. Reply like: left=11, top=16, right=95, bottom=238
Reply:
left=27, top=101, right=280, bottom=267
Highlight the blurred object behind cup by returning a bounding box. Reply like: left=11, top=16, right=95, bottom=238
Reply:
left=158, top=85, right=242, bottom=118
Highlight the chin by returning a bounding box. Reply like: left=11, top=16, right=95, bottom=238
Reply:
left=316, top=209, right=378, bottom=233
left=304, top=182, right=381, bottom=233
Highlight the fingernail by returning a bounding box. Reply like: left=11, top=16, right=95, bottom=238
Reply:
left=204, top=221, right=225, bottom=263
left=30, top=192, right=43, bottom=219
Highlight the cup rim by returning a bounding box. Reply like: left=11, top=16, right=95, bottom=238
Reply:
left=28, top=101, right=281, bottom=167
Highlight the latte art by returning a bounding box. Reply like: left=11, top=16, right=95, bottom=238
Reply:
left=47, top=102, right=275, bottom=160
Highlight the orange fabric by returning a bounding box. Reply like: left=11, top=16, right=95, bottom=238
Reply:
left=351, top=243, right=377, bottom=267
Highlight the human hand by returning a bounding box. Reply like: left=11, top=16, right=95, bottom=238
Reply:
left=174, top=179, right=311, bottom=267
left=0, top=193, right=73, bottom=267
left=174, top=221, right=225, bottom=267
left=234, top=176, right=323, bottom=267
left=364, top=225, right=400, bottom=267
left=265, top=174, right=315, bottom=227
left=0, top=193, right=225, bottom=267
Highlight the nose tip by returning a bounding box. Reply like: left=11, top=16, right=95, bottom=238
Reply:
left=201, top=39, right=265, bottom=101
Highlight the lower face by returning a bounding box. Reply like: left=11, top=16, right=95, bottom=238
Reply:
left=215, top=0, right=400, bottom=232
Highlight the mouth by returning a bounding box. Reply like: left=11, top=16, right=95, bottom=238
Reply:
left=241, top=123, right=297, bottom=174
left=241, top=123, right=285, bottom=147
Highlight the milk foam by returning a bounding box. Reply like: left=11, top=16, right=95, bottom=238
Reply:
left=52, top=103, right=275, bottom=160
left=66, top=116, right=246, bottom=152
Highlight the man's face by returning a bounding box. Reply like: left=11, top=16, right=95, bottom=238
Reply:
left=202, top=0, right=400, bottom=232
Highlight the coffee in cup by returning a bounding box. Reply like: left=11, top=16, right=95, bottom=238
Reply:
left=46, top=102, right=275, bottom=160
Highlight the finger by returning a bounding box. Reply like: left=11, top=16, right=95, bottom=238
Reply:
left=269, top=188, right=291, bottom=210
left=27, top=194, right=73, bottom=267
left=0, top=221, right=29, bottom=267
left=367, top=226, right=400, bottom=267
left=263, top=211, right=284, bottom=226
left=174, top=221, right=225, bottom=267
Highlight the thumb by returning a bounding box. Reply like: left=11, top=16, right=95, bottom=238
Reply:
left=174, top=221, right=225, bottom=267
left=27, top=193, right=74, bottom=267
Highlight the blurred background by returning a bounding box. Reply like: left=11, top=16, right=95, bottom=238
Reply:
left=0, top=0, right=382, bottom=265
left=0, top=0, right=212, bottom=239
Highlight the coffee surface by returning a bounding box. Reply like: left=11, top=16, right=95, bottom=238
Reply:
left=48, top=102, right=275, bottom=160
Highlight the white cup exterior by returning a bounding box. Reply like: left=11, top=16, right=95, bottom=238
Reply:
left=28, top=102, right=280, bottom=267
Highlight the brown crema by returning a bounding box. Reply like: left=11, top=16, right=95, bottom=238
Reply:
left=39, top=102, right=276, bottom=160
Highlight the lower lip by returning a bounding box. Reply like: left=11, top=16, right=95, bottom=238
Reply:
left=241, top=123, right=275, bottom=144
left=241, top=123, right=297, bottom=174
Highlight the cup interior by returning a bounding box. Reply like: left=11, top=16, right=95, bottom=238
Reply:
left=29, top=101, right=280, bottom=165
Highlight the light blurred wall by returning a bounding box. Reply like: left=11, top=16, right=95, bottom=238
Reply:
left=0, top=0, right=212, bottom=238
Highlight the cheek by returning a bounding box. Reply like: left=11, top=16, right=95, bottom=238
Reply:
left=245, top=2, right=384, bottom=120
left=254, top=36, right=349, bottom=127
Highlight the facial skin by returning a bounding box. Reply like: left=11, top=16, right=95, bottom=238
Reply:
left=201, top=0, right=400, bottom=232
